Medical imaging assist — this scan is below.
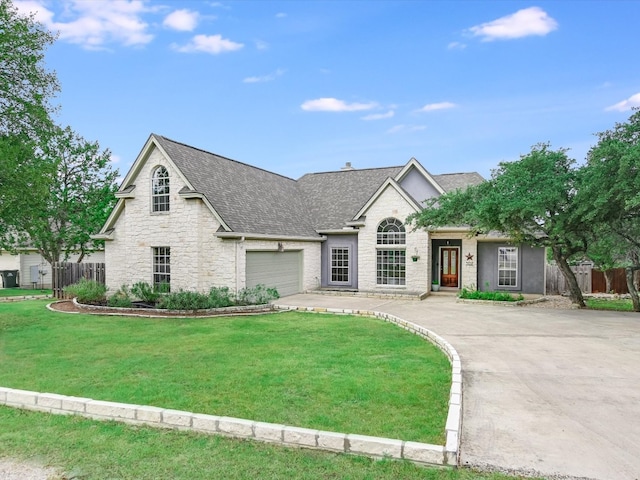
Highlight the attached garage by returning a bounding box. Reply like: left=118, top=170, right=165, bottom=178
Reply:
left=246, top=250, right=302, bottom=297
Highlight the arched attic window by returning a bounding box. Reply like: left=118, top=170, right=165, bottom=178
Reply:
left=376, top=218, right=406, bottom=286
left=151, top=166, right=169, bottom=212
left=377, top=217, right=406, bottom=245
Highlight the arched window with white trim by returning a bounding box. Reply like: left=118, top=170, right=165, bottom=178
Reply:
left=151, top=166, right=169, bottom=212
left=376, top=218, right=406, bottom=285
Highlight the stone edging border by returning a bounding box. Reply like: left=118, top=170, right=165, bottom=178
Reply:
left=0, top=294, right=52, bottom=303
left=273, top=303, right=462, bottom=466
left=1, top=302, right=462, bottom=468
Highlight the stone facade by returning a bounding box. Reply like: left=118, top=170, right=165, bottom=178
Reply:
left=105, top=147, right=320, bottom=294
left=356, top=185, right=429, bottom=293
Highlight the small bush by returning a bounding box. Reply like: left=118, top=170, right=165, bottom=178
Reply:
left=157, top=290, right=212, bottom=311
left=459, top=288, right=523, bottom=302
left=236, top=284, right=280, bottom=305
left=208, top=286, right=234, bottom=308
left=64, top=279, right=107, bottom=304
left=107, top=285, right=133, bottom=308
left=131, top=281, right=162, bottom=304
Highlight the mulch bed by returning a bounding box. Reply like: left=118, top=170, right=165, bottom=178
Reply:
left=48, top=300, right=276, bottom=318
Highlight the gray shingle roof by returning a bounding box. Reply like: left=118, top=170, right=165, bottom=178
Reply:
left=150, top=135, right=484, bottom=237
left=433, top=172, right=485, bottom=192
left=297, top=167, right=403, bottom=231
left=155, top=135, right=318, bottom=237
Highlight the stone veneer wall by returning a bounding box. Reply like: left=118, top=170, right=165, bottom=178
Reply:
left=357, top=185, right=429, bottom=293
left=105, top=147, right=321, bottom=294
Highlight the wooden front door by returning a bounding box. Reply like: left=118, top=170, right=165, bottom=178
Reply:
left=440, top=247, right=459, bottom=287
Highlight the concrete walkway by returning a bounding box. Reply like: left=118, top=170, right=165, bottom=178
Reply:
left=276, top=293, right=640, bottom=480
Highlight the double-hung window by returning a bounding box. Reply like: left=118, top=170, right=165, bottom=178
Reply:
left=376, top=218, right=406, bottom=286
left=330, top=247, right=350, bottom=284
left=151, top=166, right=170, bottom=212
left=498, top=247, right=518, bottom=287
left=153, top=247, right=170, bottom=291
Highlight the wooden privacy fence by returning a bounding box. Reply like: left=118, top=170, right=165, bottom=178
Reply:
left=546, top=264, right=632, bottom=295
left=545, top=264, right=592, bottom=295
left=52, top=262, right=106, bottom=299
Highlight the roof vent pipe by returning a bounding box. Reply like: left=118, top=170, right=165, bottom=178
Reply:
left=341, top=162, right=355, bottom=171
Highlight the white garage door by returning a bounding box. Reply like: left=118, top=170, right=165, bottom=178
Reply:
left=246, top=251, right=302, bottom=297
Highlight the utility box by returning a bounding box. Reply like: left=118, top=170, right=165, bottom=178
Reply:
left=0, top=270, right=19, bottom=288
left=31, top=265, right=40, bottom=288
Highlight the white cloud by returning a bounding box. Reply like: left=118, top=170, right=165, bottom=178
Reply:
left=361, top=110, right=395, bottom=121
left=275, top=12, right=287, bottom=18
left=387, top=124, right=427, bottom=134
left=418, top=102, right=457, bottom=112
left=605, top=92, right=640, bottom=112
left=173, top=34, right=243, bottom=54
left=301, top=98, right=377, bottom=112
left=255, top=40, right=269, bottom=50
left=468, top=7, right=558, bottom=41
left=243, top=69, right=285, bottom=84
left=447, top=41, right=466, bottom=50
left=163, top=9, right=199, bottom=31
left=15, top=0, right=154, bottom=49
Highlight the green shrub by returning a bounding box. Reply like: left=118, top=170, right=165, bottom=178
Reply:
left=157, top=290, right=212, bottom=311
left=64, top=279, right=107, bottom=304
left=107, top=285, right=133, bottom=308
left=459, top=288, right=523, bottom=302
left=208, top=286, right=234, bottom=308
left=236, top=284, right=280, bottom=305
left=131, top=281, right=162, bottom=304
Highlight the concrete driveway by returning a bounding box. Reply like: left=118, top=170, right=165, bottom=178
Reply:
left=275, top=293, right=640, bottom=480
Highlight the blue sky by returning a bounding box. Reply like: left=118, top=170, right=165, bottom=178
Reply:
left=14, top=0, right=640, bottom=182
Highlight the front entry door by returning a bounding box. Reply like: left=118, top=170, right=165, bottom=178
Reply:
left=440, top=247, right=459, bottom=287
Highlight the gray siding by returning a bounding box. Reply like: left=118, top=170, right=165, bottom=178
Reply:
left=321, top=234, right=358, bottom=288
left=477, top=243, right=545, bottom=294
left=399, top=167, right=441, bottom=206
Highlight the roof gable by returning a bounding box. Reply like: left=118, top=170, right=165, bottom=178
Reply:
left=153, top=136, right=318, bottom=238
left=352, top=177, right=422, bottom=221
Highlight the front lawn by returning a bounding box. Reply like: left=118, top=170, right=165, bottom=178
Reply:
left=0, top=300, right=450, bottom=444
left=586, top=297, right=634, bottom=312
left=0, top=407, right=542, bottom=480
left=0, top=287, right=52, bottom=297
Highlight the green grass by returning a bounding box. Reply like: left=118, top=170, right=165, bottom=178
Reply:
left=0, top=300, right=450, bottom=444
left=586, top=297, right=634, bottom=312
left=0, top=287, right=52, bottom=297
left=0, top=407, right=542, bottom=480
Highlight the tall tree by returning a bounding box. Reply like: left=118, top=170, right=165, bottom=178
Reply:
left=0, top=126, right=119, bottom=264
left=408, top=144, right=590, bottom=307
left=0, top=0, right=59, bottom=136
left=581, top=110, right=640, bottom=311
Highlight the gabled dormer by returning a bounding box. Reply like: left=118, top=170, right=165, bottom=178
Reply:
left=394, top=158, right=446, bottom=207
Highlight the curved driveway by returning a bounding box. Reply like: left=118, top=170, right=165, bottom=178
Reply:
left=276, top=294, right=640, bottom=480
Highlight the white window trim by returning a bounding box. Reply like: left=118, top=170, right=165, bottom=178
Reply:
left=329, top=246, right=351, bottom=285
left=151, top=166, right=170, bottom=214
left=152, top=246, right=171, bottom=290
left=376, top=218, right=406, bottom=287
left=497, top=246, right=518, bottom=288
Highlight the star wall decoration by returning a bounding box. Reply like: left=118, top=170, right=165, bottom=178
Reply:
left=465, top=253, right=474, bottom=261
